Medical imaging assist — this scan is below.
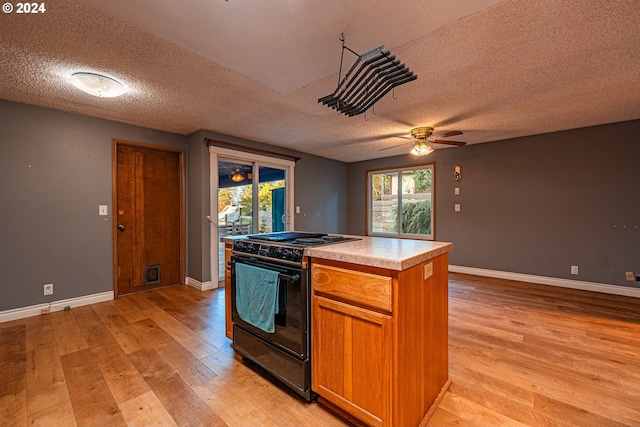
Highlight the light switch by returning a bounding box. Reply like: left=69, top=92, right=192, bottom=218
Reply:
left=296, top=206, right=301, bottom=214
left=99, top=205, right=108, bottom=216
left=454, top=187, right=460, bottom=195
left=455, top=204, right=461, bottom=212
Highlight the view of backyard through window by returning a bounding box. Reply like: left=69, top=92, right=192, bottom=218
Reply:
left=216, top=158, right=291, bottom=280
left=217, top=161, right=287, bottom=237
left=218, top=179, right=285, bottom=235
left=369, top=165, right=434, bottom=239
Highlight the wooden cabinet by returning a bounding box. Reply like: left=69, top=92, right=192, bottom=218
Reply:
left=313, top=295, right=392, bottom=426
left=311, top=254, right=449, bottom=427
left=224, top=243, right=233, bottom=339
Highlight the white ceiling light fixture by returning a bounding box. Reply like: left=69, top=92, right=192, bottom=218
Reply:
left=70, top=72, right=126, bottom=97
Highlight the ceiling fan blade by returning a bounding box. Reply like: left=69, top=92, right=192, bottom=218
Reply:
left=393, top=135, right=413, bottom=140
left=430, top=139, right=467, bottom=146
left=435, top=130, right=463, bottom=138
left=378, top=141, right=412, bottom=151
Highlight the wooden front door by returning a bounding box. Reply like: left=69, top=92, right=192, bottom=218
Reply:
left=113, top=141, right=184, bottom=296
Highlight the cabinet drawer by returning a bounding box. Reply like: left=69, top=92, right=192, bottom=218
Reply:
left=312, top=264, right=392, bottom=313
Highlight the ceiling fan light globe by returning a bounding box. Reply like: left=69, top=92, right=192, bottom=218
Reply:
left=410, top=142, right=434, bottom=156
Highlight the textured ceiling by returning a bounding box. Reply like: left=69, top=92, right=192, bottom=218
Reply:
left=1, top=0, right=639, bottom=163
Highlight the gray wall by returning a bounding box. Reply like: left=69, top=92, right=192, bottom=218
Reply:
left=186, top=130, right=349, bottom=282
left=0, top=100, right=186, bottom=311
left=5, top=96, right=636, bottom=312
left=186, top=130, right=210, bottom=284
left=347, top=120, right=640, bottom=288
left=0, top=100, right=348, bottom=310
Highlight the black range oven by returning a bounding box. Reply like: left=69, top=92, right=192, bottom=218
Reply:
left=230, top=231, right=359, bottom=402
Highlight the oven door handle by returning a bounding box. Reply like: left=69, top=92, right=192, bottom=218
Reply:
left=283, top=273, right=300, bottom=283
left=231, top=251, right=303, bottom=268
left=229, top=259, right=300, bottom=283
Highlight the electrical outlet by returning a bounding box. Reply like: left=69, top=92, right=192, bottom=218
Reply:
left=625, top=271, right=635, bottom=281
left=454, top=203, right=461, bottom=212
left=424, top=262, right=433, bottom=280
left=44, top=283, right=53, bottom=295
left=570, top=265, right=579, bottom=275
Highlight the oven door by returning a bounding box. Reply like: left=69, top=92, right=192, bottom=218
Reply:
left=230, top=255, right=309, bottom=359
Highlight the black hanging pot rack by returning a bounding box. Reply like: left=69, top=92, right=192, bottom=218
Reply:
left=318, top=34, right=417, bottom=117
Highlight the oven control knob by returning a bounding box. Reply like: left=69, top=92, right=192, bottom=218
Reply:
left=286, top=248, right=303, bottom=261
left=279, top=248, right=291, bottom=260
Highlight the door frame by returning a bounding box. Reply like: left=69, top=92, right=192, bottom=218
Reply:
left=111, top=138, right=187, bottom=297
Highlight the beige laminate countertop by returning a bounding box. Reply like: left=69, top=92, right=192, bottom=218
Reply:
left=306, top=236, right=452, bottom=271
left=222, top=234, right=453, bottom=271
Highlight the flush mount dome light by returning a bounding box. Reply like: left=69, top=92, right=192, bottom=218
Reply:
left=70, top=72, right=126, bottom=97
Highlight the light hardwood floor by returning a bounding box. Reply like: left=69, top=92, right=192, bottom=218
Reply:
left=1, top=273, right=639, bottom=426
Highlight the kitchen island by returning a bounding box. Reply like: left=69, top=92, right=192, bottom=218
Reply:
left=222, top=234, right=452, bottom=427
left=308, top=236, right=452, bottom=427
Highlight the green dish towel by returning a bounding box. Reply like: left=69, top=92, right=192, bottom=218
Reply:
left=235, top=263, right=280, bottom=333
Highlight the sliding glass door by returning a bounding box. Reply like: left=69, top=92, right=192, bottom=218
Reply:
left=218, top=159, right=254, bottom=237
left=258, top=164, right=287, bottom=233
left=217, top=161, right=288, bottom=235
left=210, top=147, right=294, bottom=281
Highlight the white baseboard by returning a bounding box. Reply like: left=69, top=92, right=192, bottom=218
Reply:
left=449, top=265, right=640, bottom=298
left=0, top=291, right=114, bottom=323
left=186, top=277, right=218, bottom=291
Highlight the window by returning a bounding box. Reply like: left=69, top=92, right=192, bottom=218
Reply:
left=367, top=164, right=434, bottom=240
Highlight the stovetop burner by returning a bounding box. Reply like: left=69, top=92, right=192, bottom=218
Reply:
left=246, top=231, right=328, bottom=243
left=234, top=231, right=360, bottom=264
left=293, top=238, right=326, bottom=244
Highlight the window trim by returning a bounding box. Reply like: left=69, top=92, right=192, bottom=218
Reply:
left=366, top=162, right=436, bottom=240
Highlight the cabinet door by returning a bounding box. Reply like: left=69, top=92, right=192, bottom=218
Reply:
left=312, top=295, right=392, bottom=427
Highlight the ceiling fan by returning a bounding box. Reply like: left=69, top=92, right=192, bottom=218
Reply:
left=379, top=127, right=466, bottom=156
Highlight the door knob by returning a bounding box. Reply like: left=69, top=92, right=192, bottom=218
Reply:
left=118, top=224, right=125, bottom=231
